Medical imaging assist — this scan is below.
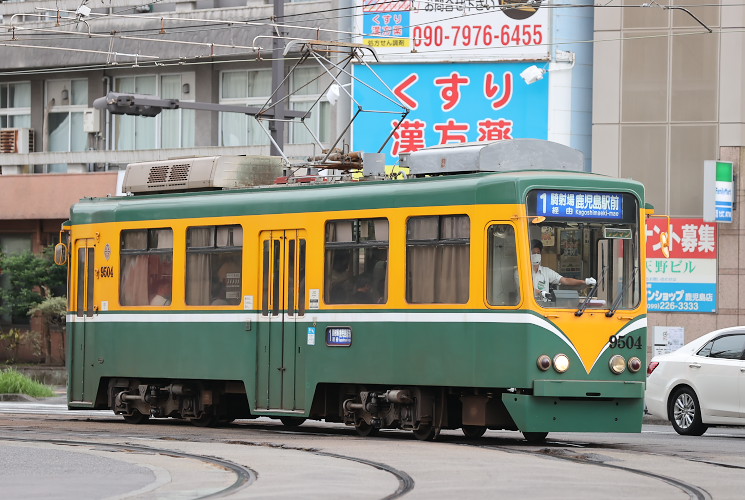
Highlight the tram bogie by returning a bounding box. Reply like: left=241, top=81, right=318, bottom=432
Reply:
left=108, top=378, right=250, bottom=426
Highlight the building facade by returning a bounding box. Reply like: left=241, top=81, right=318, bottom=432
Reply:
left=0, top=0, right=341, bottom=175
left=593, top=0, right=745, bottom=344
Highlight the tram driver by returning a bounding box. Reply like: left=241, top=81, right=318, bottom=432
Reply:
left=530, top=239, right=596, bottom=300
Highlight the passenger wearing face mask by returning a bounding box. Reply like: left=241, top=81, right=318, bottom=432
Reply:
left=530, top=239, right=596, bottom=301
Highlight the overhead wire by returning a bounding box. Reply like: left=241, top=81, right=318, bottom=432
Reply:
left=0, top=1, right=725, bottom=76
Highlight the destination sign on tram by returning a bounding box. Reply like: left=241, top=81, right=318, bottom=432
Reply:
left=535, top=191, right=623, bottom=220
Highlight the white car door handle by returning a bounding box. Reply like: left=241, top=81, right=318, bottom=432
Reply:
left=689, top=363, right=702, bottom=368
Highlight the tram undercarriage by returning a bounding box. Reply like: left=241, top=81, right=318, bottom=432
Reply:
left=333, top=385, right=522, bottom=441
left=106, top=378, right=553, bottom=442
left=108, top=378, right=251, bottom=427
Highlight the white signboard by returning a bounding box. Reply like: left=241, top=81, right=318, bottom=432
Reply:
left=356, top=0, right=550, bottom=62
left=653, top=326, right=685, bottom=356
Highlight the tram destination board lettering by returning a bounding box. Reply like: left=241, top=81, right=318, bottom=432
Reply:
left=326, top=326, right=353, bottom=347
left=535, top=190, right=623, bottom=220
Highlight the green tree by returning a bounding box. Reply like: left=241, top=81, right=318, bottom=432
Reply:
left=28, top=296, right=67, bottom=364
left=0, top=247, right=67, bottom=324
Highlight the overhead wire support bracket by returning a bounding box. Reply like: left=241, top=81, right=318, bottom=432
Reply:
left=642, top=1, right=712, bottom=33
left=92, top=92, right=309, bottom=119
left=263, top=39, right=408, bottom=168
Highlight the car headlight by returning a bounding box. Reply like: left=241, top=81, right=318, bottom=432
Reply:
left=553, top=354, right=570, bottom=373
left=609, top=354, right=626, bottom=374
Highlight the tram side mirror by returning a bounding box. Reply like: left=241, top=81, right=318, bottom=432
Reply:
left=648, top=213, right=672, bottom=259
left=54, top=243, right=68, bottom=265
left=660, top=231, right=670, bottom=258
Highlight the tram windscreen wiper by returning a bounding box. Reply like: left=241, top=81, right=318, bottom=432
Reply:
left=607, top=260, right=638, bottom=317
left=576, top=244, right=606, bottom=317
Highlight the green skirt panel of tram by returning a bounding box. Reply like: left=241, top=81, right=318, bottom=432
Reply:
left=66, top=312, right=646, bottom=416
left=67, top=318, right=256, bottom=406
left=502, top=393, right=645, bottom=433
left=300, top=317, right=646, bottom=387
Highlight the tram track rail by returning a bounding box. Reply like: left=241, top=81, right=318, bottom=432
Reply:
left=221, top=439, right=415, bottom=499
left=0, top=429, right=414, bottom=500
left=0, top=435, right=256, bottom=499
left=463, top=441, right=712, bottom=500
left=0, top=410, right=737, bottom=500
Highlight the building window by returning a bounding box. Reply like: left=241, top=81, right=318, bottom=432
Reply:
left=46, top=79, right=88, bottom=173
left=160, top=74, right=195, bottom=149
left=219, top=70, right=272, bottom=147
left=406, top=215, right=470, bottom=303
left=0, top=82, right=31, bottom=129
left=120, top=228, right=173, bottom=306
left=0, top=233, right=33, bottom=255
left=219, top=68, right=331, bottom=147
left=324, top=218, right=388, bottom=304
left=113, top=74, right=195, bottom=151
left=290, top=67, right=332, bottom=144
left=186, top=225, right=243, bottom=306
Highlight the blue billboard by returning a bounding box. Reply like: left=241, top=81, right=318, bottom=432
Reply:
left=352, top=62, right=549, bottom=165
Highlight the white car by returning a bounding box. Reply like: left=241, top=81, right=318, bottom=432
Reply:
left=645, top=326, right=745, bottom=436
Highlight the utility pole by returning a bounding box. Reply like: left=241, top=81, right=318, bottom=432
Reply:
left=270, top=0, right=286, bottom=156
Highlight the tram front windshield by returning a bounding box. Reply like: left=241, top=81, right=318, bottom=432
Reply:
left=526, top=190, right=640, bottom=311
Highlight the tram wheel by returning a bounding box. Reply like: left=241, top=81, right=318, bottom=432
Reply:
left=122, top=410, right=150, bottom=425
left=462, top=425, right=487, bottom=439
left=355, top=421, right=379, bottom=437
left=522, top=431, right=548, bottom=443
left=412, top=424, right=436, bottom=441
left=191, top=412, right=218, bottom=427
left=280, top=416, right=306, bottom=428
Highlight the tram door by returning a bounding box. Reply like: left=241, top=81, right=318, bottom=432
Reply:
left=257, top=230, right=307, bottom=411
left=69, top=238, right=95, bottom=403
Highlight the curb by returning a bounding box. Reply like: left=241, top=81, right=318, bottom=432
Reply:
left=0, top=393, right=37, bottom=402
left=643, top=414, right=669, bottom=425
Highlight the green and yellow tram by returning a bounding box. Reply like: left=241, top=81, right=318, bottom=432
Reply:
left=58, top=140, right=649, bottom=441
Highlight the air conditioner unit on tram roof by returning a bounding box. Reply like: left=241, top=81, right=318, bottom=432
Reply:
left=401, top=139, right=585, bottom=176
left=122, top=155, right=288, bottom=195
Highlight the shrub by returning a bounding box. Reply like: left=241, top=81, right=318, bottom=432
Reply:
left=0, top=367, right=55, bottom=397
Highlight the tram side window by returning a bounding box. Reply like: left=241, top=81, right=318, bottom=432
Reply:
left=325, top=218, right=389, bottom=304
left=486, top=224, right=520, bottom=306
left=186, top=225, right=243, bottom=306
left=407, top=215, right=470, bottom=304
left=120, top=228, right=173, bottom=306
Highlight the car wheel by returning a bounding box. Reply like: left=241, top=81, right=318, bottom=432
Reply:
left=669, top=387, right=708, bottom=436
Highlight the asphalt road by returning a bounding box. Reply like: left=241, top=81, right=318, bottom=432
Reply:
left=1, top=396, right=744, bottom=499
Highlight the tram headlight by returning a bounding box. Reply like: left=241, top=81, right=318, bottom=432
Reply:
left=627, top=357, right=642, bottom=373
left=537, top=354, right=551, bottom=371
left=553, top=354, right=570, bottom=373
left=609, top=355, right=626, bottom=374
